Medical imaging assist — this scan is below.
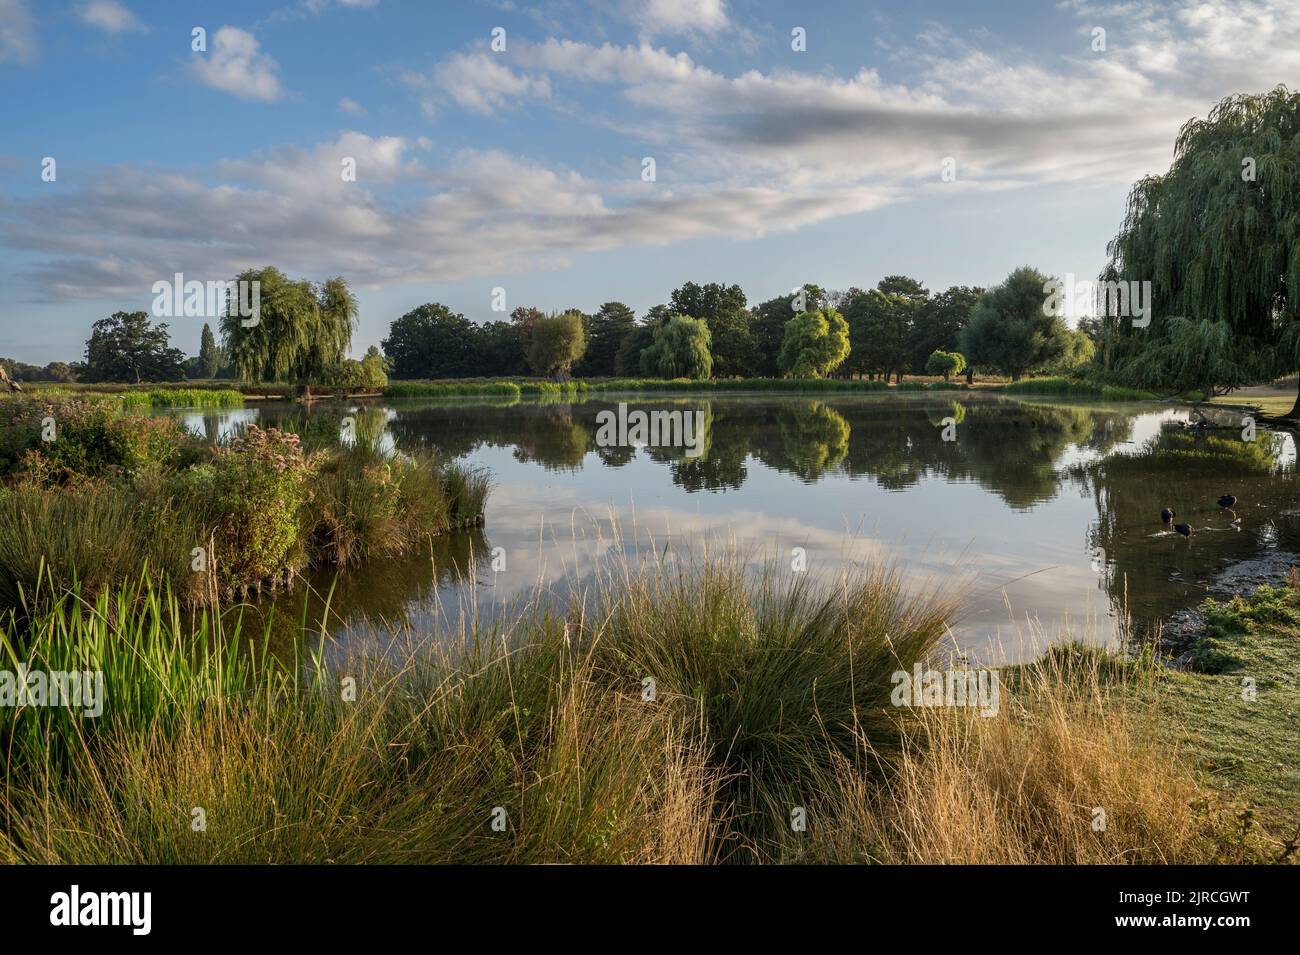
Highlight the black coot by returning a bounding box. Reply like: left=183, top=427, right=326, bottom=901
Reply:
left=1218, top=495, right=1237, bottom=509
left=1160, top=507, right=1175, bottom=523
left=1174, top=522, right=1194, bottom=538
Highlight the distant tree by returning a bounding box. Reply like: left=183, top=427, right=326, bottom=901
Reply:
left=615, top=323, right=656, bottom=377
left=640, top=316, right=713, bottom=379
left=578, top=301, right=636, bottom=377
left=328, top=359, right=367, bottom=393
left=360, top=345, right=389, bottom=390
left=476, top=320, right=528, bottom=377
left=382, top=303, right=479, bottom=379
left=1045, top=330, right=1095, bottom=375
left=529, top=311, right=587, bottom=379
left=778, top=308, right=850, bottom=378
left=924, top=349, right=967, bottom=381
left=198, top=323, right=222, bottom=378
left=961, top=267, right=1070, bottom=381
left=877, top=275, right=929, bottom=305
left=912, top=286, right=982, bottom=372
left=43, top=361, right=74, bottom=382
left=843, top=287, right=917, bottom=382
left=221, top=267, right=357, bottom=397
left=668, top=281, right=753, bottom=377
left=83, top=310, right=186, bottom=383
left=751, top=285, right=825, bottom=377
left=1, top=358, right=69, bottom=382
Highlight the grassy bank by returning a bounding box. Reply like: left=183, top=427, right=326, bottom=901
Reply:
left=0, top=395, right=488, bottom=607
left=0, top=554, right=1279, bottom=864
left=1150, top=578, right=1300, bottom=835
left=16, top=383, right=245, bottom=408
left=1000, top=377, right=1158, bottom=400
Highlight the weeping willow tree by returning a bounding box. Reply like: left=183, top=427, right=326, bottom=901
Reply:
left=221, top=267, right=358, bottom=398
left=1102, top=86, right=1300, bottom=415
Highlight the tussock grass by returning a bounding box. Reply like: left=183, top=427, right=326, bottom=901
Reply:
left=0, top=550, right=1267, bottom=864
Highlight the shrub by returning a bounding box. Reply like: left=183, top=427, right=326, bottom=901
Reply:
left=0, top=396, right=193, bottom=482
left=181, top=427, right=314, bottom=595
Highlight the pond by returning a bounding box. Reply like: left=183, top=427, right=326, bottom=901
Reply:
left=170, top=393, right=1299, bottom=665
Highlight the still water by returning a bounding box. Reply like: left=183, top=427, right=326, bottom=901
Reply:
left=173, top=394, right=1298, bottom=664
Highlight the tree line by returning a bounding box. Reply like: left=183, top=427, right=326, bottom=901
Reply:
left=378, top=269, right=1092, bottom=384
left=11, top=87, right=1298, bottom=414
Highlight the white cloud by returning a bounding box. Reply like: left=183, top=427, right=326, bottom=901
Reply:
left=338, top=96, right=365, bottom=114
left=627, top=0, right=728, bottom=37
left=427, top=50, right=551, bottom=115
left=0, top=0, right=37, bottom=64
left=7, top=0, right=1300, bottom=303
left=80, top=0, right=144, bottom=33
left=191, top=26, right=284, bottom=101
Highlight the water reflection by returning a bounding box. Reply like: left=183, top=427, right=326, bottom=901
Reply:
left=165, top=395, right=1297, bottom=664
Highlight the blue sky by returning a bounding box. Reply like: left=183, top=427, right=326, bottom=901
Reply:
left=2, top=0, right=1297, bottom=363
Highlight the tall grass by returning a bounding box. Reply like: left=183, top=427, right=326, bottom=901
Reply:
left=386, top=380, right=523, bottom=398
left=119, top=389, right=244, bottom=409
left=801, top=646, right=1266, bottom=863
left=0, top=552, right=948, bottom=863
left=1, top=549, right=1263, bottom=864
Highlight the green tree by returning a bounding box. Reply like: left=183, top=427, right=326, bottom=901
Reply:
left=640, top=315, right=713, bottom=379
left=843, top=286, right=917, bottom=382
left=668, top=281, right=753, bottom=377
left=43, top=361, right=74, bottom=382
left=778, top=308, right=850, bottom=378
left=1103, top=86, right=1300, bottom=411
left=751, top=285, right=825, bottom=377
left=960, top=267, right=1069, bottom=380
left=222, top=267, right=357, bottom=397
left=924, top=349, right=967, bottom=381
left=529, top=311, right=587, bottom=379
left=912, top=286, right=982, bottom=372
left=615, top=323, right=656, bottom=377
left=360, top=345, right=388, bottom=390
left=83, top=310, right=186, bottom=383
left=198, top=323, right=222, bottom=378
left=578, top=301, right=636, bottom=377
left=477, top=320, right=528, bottom=377
left=381, top=303, right=478, bottom=379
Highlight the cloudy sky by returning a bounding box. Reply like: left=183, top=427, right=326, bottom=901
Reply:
left=2, top=0, right=1298, bottom=363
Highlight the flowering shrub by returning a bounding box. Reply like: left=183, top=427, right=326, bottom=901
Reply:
left=184, top=427, right=315, bottom=594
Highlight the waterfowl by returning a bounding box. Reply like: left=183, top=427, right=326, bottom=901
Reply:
left=1174, top=522, right=1194, bottom=538
left=1218, top=494, right=1237, bottom=509
left=1161, top=507, right=1175, bottom=523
